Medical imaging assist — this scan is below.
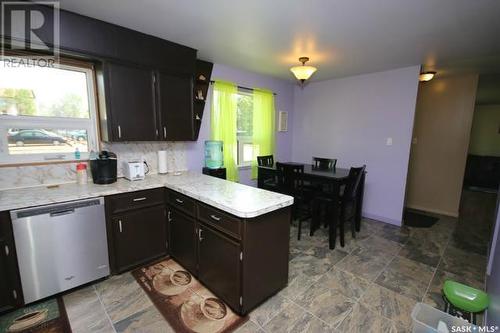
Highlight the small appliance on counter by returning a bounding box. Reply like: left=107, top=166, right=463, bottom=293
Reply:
left=89, top=151, right=117, bottom=184
left=122, top=160, right=146, bottom=181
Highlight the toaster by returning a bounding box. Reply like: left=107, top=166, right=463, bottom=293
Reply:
left=122, top=160, right=145, bottom=181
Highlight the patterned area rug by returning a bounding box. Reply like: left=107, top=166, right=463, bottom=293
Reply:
left=0, top=298, right=71, bottom=333
left=132, top=258, right=248, bottom=333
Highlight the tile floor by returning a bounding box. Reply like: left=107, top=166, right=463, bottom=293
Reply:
left=9, top=189, right=496, bottom=333
left=64, top=202, right=491, bottom=332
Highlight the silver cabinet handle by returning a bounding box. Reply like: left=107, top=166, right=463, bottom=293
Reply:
left=210, top=215, right=221, bottom=221
left=163, top=126, right=167, bottom=139
left=198, top=228, right=203, bottom=242
left=12, top=290, right=17, bottom=300
left=175, top=198, right=184, bottom=204
left=118, top=125, right=122, bottom=139
left=155, top=128, right=159, bottom=137
left=4, top=245, right=9, bottom=256
left=168, top=211, right=172, bottom=222
left=195, top=114, right=201, bottom=121
left=133, top=197, right=147, bottom=202
left=118, top=220, right=123, bottom=233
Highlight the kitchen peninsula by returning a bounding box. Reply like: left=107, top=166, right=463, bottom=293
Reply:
left=0, top=172, right=294, bottom=315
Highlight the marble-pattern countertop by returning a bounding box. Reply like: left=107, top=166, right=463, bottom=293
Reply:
left=0, top=171, right=294, bottom=218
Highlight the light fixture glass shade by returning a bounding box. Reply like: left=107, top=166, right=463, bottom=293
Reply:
left=290, top=65, right=317, bottom=81
left=419, top=72, right=436, bottom=82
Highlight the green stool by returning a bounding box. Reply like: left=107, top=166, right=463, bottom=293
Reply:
left=443, top=280, right=489, bottom=324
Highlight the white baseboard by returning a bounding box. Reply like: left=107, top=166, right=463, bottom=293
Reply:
left=405, top=204, right=459, bottom=218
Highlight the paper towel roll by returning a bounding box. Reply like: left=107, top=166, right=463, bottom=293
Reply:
left=158, top=150, right=168, bottom=174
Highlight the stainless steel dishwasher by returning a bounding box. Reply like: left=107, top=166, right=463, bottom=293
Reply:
left=11, top=197, right=110, bottom=304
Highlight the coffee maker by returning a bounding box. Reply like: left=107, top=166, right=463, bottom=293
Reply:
left=90, top=151, right=117, bottom=184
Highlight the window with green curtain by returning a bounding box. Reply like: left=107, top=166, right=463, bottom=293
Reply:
left=211, top=80, right=239, bottom=182
left=251, top=88, right=276, bottom=179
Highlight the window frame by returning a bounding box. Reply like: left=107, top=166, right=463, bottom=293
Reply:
left=236, top=90, right=254, bottom=167
left=0, top=61, right=100, bottom=165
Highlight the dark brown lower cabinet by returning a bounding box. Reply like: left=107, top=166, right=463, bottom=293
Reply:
left=167, top=190, right=291, bottom=315
left=106, top=189, right=168, bottom=273
left=168, top=208, right=197, bottom=274
left=198, top=224, right=241, bottom=311
left=0, top=211, right=23, bottom=313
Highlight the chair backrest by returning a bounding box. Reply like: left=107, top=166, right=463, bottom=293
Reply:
left=257, top=155, right=274, bottom=167
left=313, top=157, right=337, bottom=171
left=344, top=165, right=366, bottom=200
left=276, top=162, right=304, bottom=195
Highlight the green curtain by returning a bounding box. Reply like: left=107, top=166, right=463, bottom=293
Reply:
left=211, top=80, right=239, bottom=182
left=251, top=88, right=276, bottom=179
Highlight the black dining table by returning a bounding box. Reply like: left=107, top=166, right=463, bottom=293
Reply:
left=257, top=163, right=365, bottom=249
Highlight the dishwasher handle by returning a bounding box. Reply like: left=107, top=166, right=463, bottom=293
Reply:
left=50, top=209, right=75, bottom=217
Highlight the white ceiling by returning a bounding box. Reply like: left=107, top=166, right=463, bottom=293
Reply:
left=59, top=0, right=500, bottom=81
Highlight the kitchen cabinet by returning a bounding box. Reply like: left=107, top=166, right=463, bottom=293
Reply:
left=105, top=189, right=168, bottom=273
left=1, top=3, right=196, bottom=74
left=168, top=208, right=197, bottom=274
left=102, top=62, right=158, bottom=142
left=0, top=211, right=23, bottom=313
left=100, top=64, right=200, bottom=142
left=157, top=72, right=194, bottom=141
left=193, top=60, right=214, bottom=140
left=2, top=3, right=201, bottom=142
left=166, top=189, right=291, bottom=315
left=198, top=224, right=241, bottom=311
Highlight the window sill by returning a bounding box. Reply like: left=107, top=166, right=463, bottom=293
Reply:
left=237, top=165, right=252, bottom=170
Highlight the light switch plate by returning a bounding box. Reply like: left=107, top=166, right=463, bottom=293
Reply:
left=386, top=137, right=393, bottom=146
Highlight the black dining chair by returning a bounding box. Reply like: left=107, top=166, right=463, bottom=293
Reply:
left=276, top=162, right=314, bottom=240
left=312, top=165, right=365, bottom=248
left=338, top=165, right=366, bottom=244
left=312, top=157, right=337, bottom=171
left=257, top=155, right=274, bottom=167
left=257, top=155, right=278, bottom=191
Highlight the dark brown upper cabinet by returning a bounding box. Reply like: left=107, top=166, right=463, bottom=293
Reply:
left=1, top=3, right=196, bottom=74
left=157, top=72, right=194, bottom=141
left=193, top=60, right=214, bottom=140
left=99, top=64, right=199, bottom=142
left=101, top=62, right=158, bottom=142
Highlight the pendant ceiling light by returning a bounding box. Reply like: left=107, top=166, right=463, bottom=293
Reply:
left=290, top=57, right=317, bottom=85
left=419, top=71, right=436, bottom=82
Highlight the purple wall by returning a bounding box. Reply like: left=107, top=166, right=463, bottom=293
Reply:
left=291, top=66, right=421, bottom=225
left=185, top=63, right=295, bottom=186
left=486, top=191, right=500, bottom=326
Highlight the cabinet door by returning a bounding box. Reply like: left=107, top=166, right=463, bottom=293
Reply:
left=112, top=205, right=167, bottom=272
left=198, top=225, right=241, bottom=311
left=157, top=72, right=194, bottom=141
left=168, top=208, right=197, bottom=274
left=0, top=212, right=23, bottom=312
left=105, top=63, right=158, bottom=141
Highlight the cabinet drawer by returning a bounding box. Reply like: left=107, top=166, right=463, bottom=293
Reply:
left=166, top=190, right=196, bottom=216
left=107, top=188, right=165, bottom=214
left=198, top=204, right=241, bottom=239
